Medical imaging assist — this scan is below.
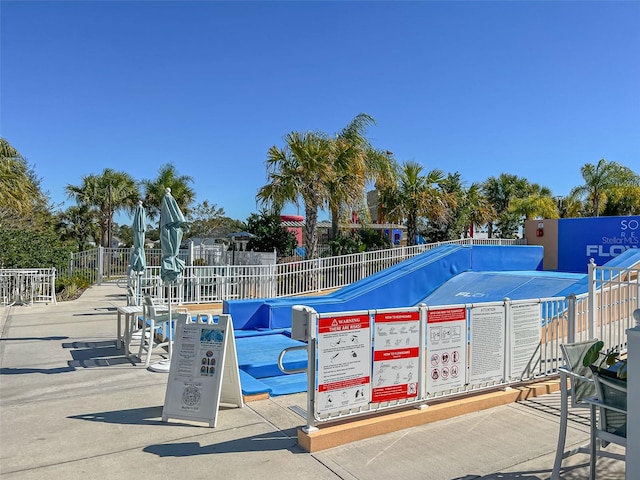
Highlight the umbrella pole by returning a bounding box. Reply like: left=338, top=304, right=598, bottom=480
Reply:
left=168, top=287, right=173, bottom=360
left=148, top=283, right=173, bottom=373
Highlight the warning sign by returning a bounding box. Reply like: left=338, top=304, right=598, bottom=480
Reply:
left=317, top=313, right=371, bottom=415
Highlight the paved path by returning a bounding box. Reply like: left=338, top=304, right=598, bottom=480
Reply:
left=0, top=284, right=626, bottom=479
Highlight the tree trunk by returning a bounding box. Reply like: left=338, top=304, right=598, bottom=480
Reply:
left=330, top=205, right=339, bottom=241
left=304, top=205, right=319, bottom=260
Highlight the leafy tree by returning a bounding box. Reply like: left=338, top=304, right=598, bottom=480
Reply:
left=510, top=183, right=559, bottom=220
left=601, top=184, right=640, bottom=216
left=141, top=163, right=196, bottom=221
left=463, top=183, right=495, bottom=238
left=327, top=114, right=397, bottom=239
left=0, top=138, right=51, bottom=229
left=186, top=200, right=244, bottom=239
left=424, top=172, right=466, bottom=241
left=245, top=211, right=297, bottom=257
left=257, top=131, right=333, bottom=260
left=0, top=227, right=73, bottom=269
left=378, top=161, right=450, bottom=246
left=570, top=158, right=639, bottom=216
left=55, top=205, right=100, bottom=251
left=329, top=228, right=390, bottom=255
left=482, top=173, right=535, bottom=238
left=66, top=168, right=139, bottom=247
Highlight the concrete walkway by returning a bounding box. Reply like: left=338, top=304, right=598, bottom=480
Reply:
left=0, top=284, right=626, bottom=479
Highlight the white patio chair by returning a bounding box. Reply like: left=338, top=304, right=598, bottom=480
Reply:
left=585, top=368, right=627, bottom=480
left=551, top=339, right=599, bottom=480
left=136, top=295, right=170, bottom=367
left=137, top=295, right=186, bottom=368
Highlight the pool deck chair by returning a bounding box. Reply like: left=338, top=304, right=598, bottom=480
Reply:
left=551, top=339, right=599, bottom=480
left=137, top=295, right=170, bottom=367
left=585, top=368, right=627, bottom=480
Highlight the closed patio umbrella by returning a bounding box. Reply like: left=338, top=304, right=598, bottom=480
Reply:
left=130, top=200, right=147, bottom=306
left=149, top=187, right=186, bottom=373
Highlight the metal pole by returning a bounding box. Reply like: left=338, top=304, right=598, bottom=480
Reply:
left=587, top=259, right=597, bottom=340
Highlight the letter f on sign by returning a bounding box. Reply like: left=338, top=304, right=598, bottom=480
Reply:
left=586, top=245, right=598, bottom=256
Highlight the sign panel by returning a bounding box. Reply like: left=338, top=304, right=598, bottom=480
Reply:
left=162, top=313, right=243, bottom=427
left=558, top=216, right=640, bottom=272
left=372, top=310, right=421, bottom=403
left=316, top=312, right=371, bottom=415
left=469, top=305, right=506, bottom=384
left=509, top=303, right=542, bottom=380
left=426, top=307, right=467, bottom=394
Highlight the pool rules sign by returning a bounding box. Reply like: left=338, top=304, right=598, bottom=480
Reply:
left=426, top=307, right=467, bottom=394
left=162, top=313, right=243, bottom=427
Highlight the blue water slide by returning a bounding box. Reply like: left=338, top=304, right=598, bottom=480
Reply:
left=224, top=244, right=546, bottom=330
left=225, top=244, right=470, bottom=329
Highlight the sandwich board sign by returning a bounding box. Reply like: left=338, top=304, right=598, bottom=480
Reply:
left=162, top=313, right=243, bottom=427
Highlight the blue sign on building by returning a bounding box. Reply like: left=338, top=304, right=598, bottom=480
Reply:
left=558, top=216, right=640, bottom=272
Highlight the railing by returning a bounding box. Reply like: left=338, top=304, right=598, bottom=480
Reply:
left=590, top=261, right=640, bottom=354
left=0, top=268, right=57, bottom=306
left=128, top=238, right=525, bottom=305
left=291, top=265, right=639, bottom=430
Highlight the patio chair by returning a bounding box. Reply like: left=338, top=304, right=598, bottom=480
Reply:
left=585, top=368, right=627, bottom=480
left=136, top=295, right=170, bottom=367
left=551, top=339, right=599, bottom=480
left=137, top=295, right=186, bottom=368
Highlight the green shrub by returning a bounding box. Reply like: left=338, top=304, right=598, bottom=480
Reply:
left=55, top=273, right=92, bottom=301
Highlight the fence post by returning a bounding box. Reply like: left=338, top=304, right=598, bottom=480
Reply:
left=51, top=268, right=58, bottom=304
left=69, top=252, right=73, bottom=278
left=626, top=318, right=640, bottom=480
left=566, top=294, right=576, bottom=343
left=587, top=258, right=597, bottom=340
left=97, top=246, right=104, bottom=285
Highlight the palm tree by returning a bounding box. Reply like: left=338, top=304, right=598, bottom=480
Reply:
left=425, top=172, right=465, bottom=241
left=510, top=194, right=559, bottom=221
left=0, top=138, right=48, bottom=224
left=378, top=161, right=449, bottom=246
left=602, top=184, right=640, bottom=215
left=482, top=173, right=531, bottom=238
left=256, top=131, right=333, bottom=260
left=66, top=168, right=139, bottom=247
left=55, top=205, right=100, bottom=251
left=570, top=158, right=639, bottom=216
left=463, top=182, right=495, bottom=238
left=326, top=114, right=397, bottom=239
left=141, top=163, right=196, bottom=221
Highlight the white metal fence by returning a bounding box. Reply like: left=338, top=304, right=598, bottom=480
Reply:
left=0, top=268, right=57, bottom=306
left=120, top=238, right=524, bottom=305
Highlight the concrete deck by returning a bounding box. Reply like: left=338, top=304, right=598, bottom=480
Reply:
left=0, top=284, right=626, bottom=479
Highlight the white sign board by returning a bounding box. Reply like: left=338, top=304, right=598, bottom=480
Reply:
left=162, top=313, right=243, bottom=427
left=316, top=312, right=371, bottom=415
left=469, top=305, right=506, bottom=384
left=426, top=307, right=467, bottom=394
left=371, top=309, right=421, bottom=402
left=509, top=303, right=542, bottom=380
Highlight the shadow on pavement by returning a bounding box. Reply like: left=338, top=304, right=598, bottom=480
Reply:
left=143, top=428, right=303, bottom=456
left=68, top=405, right=167, bottom=426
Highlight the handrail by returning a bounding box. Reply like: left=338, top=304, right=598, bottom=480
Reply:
left=278, top=345, right=308, bottom=374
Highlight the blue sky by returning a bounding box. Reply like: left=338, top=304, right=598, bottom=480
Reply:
left=2, top=1, right=639, bottom=225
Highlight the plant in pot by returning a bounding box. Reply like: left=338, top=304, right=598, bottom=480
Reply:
left=582, top=340, right=627, bottom=380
